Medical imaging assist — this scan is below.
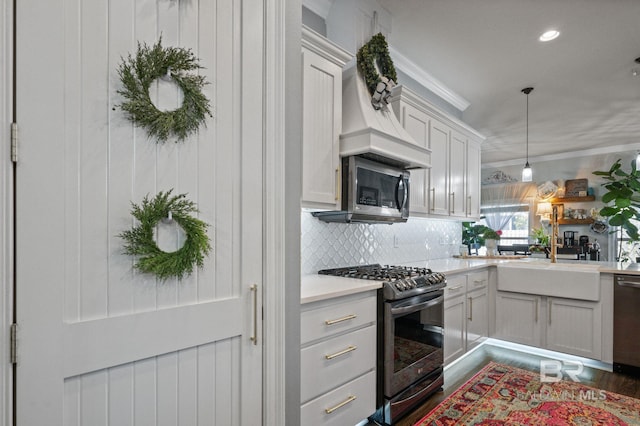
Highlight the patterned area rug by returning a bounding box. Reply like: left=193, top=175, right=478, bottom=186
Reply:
left=415, top=362, right=640, bottom=425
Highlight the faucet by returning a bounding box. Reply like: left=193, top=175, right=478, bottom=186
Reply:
left=550, top=204, right=559, bottom=263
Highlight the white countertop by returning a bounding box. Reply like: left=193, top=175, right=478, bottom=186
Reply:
left=300, top=274, right=382, bottom=304
left=300, top=258, right=640, bottom=304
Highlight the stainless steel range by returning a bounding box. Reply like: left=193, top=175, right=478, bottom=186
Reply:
left=318, top=264, right=446, bottom=424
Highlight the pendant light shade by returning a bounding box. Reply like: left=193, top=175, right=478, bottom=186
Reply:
left=522, top=87, right=534, bottom=182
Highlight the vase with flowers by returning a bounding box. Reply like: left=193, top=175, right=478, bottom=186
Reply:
left=483, top=228, right=502, bottom=256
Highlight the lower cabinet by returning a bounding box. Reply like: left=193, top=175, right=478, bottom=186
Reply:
left=300, top=291, right=377, bottom=426
left=444, top=270, right=489, bottom=365
left=495, top=291, right=602, bottom=360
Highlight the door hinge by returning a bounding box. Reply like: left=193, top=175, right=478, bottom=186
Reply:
left=10, top=323, right=17, bottom=364
left=10, top=122, right=18, bottom=163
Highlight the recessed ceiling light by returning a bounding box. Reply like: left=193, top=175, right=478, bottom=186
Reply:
left=539, top=30, right=560, bottom=42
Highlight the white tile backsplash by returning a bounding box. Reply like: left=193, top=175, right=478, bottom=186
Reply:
left=301, top=211, right=462, bottom=275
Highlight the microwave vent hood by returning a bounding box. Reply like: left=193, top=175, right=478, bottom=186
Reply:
left=340, top=66, right=431, bottom=170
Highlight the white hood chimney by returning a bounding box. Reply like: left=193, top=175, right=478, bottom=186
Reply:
left=340, top=66, right=431, bottom=169
left=326, top=0, right=431, bottom=169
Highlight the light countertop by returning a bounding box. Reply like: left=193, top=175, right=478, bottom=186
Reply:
left=301, top=258, right=640, bottom=304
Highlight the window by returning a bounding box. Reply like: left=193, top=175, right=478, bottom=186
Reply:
left=479, top=204, right=530, bottom=245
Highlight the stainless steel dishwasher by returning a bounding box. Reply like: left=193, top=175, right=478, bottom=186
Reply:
left=614, top=274, right=640, bottom=375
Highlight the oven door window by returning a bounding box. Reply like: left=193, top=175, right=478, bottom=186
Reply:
left=391, top=293, right=443, bottom=375
left=384, top=291, right=444, bottom=397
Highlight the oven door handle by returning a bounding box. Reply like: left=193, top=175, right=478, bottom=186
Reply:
left=390, top=294, right=444, bottom=315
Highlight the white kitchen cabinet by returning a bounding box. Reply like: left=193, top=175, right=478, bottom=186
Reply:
left=449, top=129, right=467, bottom=218
left=429, top=119, right=452, bottom=216
left=444, top=274, right=467, bottom=365
left=466, top=139, right=481, bottom=219
left=495, top=292, right=542, bottom=347
left=444, top=269, right=490, bottom=365
left=546, top=297, right=602, bottom=359
left=466, top=271, right=489, bottom=351
left=395, top=102, right=431, bottom=213
left=300, top=290, right=377, bottom=425
left=390, top=86, right=484, bottom=218
left=301, top=26, right=352, bottom=210
left=495, top=291, right=603, bottom=360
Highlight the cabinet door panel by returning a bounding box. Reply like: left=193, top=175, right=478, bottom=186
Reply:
left=466, top=288, right=488, bottom=351
left=402, top=105, right=430, bottom=213
left=429, top=120, right=449, bottom=216
left=449, top=131, right=466, bottom=217
left=301, top=49, right=342, bottom=208
left=466, top=140, right=481, bottom=219
left=444, top=275, right=467, bottom=365
left=495, top=292, right=542, bottom=347
left=546, top=298, right=601, bottom=359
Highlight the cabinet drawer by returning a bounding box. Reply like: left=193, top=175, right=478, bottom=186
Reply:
left=301, top=324, right=376, bottom=403
left=444, top=275, right=467, bottom=300
left=301, top=370, right=376, bottom=426
left=468, top=270, right=489, bottom=290
left=301, top=295, right=376, bottom=345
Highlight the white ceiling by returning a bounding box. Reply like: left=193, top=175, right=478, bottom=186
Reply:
left=375, top=0, right=640, bottom=165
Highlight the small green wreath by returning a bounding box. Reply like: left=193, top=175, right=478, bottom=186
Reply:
left=356, top=32, right=398, bottom=108
left=119, top=190, right=212, bottom=280
left=117, top=37, right=213, bottom=143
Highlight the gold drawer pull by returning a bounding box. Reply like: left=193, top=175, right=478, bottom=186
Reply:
left=325, top=395, right=357, bottom=414
left=325, top=314, right=356, bottom=326
left=325, top=345, right=357, bottom=360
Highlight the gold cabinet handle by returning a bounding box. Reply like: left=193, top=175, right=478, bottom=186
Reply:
left=534, top=298, right=538, bottom=323
left=325, top=345, right=357, bottom=360
left=447, top=285, right=464, bottom=292
left=450, top=192, right=455, bottom=214
left=548, top=299, right=552, bottom=325
left=250, top=284, right=258, bottom=345
left=325, top=314, right=356, bottom=326
left=335, top=167, right=340, bottom=201
left=430, top=188, right=435, bottom=211
left=468, top=296, right=473, bottom=321
left=473, top=279, right=486, bottom=287
left=325, top=395, right=357, bottom=414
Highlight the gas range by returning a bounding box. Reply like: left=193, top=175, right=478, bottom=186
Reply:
left=318, top=264, right=446, bottom=300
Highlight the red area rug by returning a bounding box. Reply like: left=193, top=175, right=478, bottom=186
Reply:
left=415, top=362, right=640, bottom=425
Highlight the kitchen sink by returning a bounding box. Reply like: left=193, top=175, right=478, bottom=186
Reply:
left=497, top=261, right=601, bottom=301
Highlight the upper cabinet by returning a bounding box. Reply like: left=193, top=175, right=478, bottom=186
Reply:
left=301, top=26, right=352, bottom=210
left=391, top=86, right=484, bottom=220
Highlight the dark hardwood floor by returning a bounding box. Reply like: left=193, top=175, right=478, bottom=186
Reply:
left=383, top=343, right=640, bottom=426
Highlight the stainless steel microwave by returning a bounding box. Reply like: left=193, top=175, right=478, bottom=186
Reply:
left=312, top=156, right=410, bottom=224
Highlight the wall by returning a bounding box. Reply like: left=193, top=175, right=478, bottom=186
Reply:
left=301, top=211, right=461, bottom=275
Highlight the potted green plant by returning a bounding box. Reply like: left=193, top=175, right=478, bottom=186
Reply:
left=593, top=158, right=640, bottom=260
left=530, top=226, right=550, bottom=247
left=482, top=228, right=501, bottom=256
left=462, top=222, right=488, bottom=255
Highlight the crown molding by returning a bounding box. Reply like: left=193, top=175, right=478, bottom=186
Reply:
left=302, top=0, right=334, bottom=19
left=389, top=45, right=470, bottom=112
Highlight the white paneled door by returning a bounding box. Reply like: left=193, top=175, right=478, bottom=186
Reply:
left=15, top=1, right=263, bottom=425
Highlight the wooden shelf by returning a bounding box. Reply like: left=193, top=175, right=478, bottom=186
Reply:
left=549, top=195, right=595, bottom=203
left=557, top=218, right=595, bottom=225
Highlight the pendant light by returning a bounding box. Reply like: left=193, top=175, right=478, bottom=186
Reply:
left=521, top=87, right=534, bottom=182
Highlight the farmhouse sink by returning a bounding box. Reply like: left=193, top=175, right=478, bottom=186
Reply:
left=497, top=261, right=601, bottom=301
